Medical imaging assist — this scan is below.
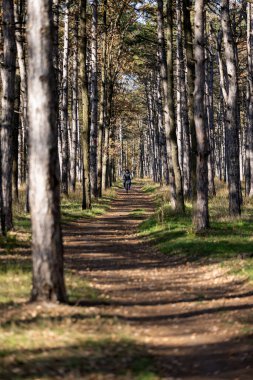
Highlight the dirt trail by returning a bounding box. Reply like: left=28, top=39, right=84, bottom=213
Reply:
left=64, top=186, right=253, bottom=380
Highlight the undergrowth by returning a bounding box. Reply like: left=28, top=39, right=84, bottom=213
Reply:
left=139, top=180, right=253, bottom=280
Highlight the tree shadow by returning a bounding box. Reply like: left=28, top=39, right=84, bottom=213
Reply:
left=1, top=333, right=253, bottom=379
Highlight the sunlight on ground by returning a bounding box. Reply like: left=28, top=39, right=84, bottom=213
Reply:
left=139, top=180, right=253, bottom=280
left=1, top=181, right=253, bottom=379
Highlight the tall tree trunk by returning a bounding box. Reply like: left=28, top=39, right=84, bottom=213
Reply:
left=176, top=0, right=190, bottom=196
left=157, top=0, right=177, bottom=209
left=52, top=0, right=61, bottom=199
left=79, top=0, right=91, bottom=209
left=247, top=2, right=253, bottom=197
left=102, top=79, right=113, bottom=191
left=97, top=0, right=107, bottom=197
left=61, top=1, right=70, bottom=195
left=193, top=0, right=209, bottom=232
left=27, top=0, right=67, bottom=303
left=221, top=0, right=241, bottom=216
left=0, top=0, right=17, bottom=231
left=14, top=0, right=30, bottom=212
left=13, top=75, right=20, bottom=202
left=0, top=136, right=5, bottom=235
left=90, top=0, right=98, bottom=197
left=182, top=0, right=197, bottom=199
left=165, top=0, right=185, bottom=212
left=70, top=15, right=78, bottom=192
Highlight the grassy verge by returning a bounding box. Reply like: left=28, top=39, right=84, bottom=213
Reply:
left=0, top=263, right=159, bottom=380
left=1, top=185, right=116, bottom=251
left=0, top=184, right=161, bottom=380
left=61, top=186, right=116, bottom=223
left=139, top=181, right=253, bottom=280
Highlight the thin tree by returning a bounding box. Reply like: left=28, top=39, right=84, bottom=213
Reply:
left=90, top=0, right=99, bottom=197
left=70, top=14, right=79, bottom=192
left=27, top=0, right=67, bottom=302
left=221, top=0, right=241, bottom=216
left=157, top=0, right=177, bottom=209
left=79, top=0, right=91, bottom=209
left=165, top=0, right=185, bottom=212
left=182, top=0, right=197, bottom=199
left=247, top=2, right=253, bottom=197
left=61, top=0, right=70, bottom=195
left=97, top=0, right=107, bottom=197
left=193, top=0, right=209, bottom=232
left=1, top=0, right=17, bottom=231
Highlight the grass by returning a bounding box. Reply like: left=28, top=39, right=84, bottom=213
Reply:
left=139, top=181, right=253, bottom=279
left=0, top=333, right=159, bottom=380
left=0, top=258, right=159, bottom=379
left=129, top=208, right=147, bottom=219
left=0, top=261, right=101, bottom=305
left=141, top=183, right=160, bottom=194
left=0, top=185, right=115, bottom=253
left=61, top=186, right=115, bottom=223
left=0, top=183, right=162, bottom=379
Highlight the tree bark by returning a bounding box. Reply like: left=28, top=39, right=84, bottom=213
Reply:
left=247, top=2, right=253, bottom=197
left=0, top=0, right=17, bottom=231
left=27, top=0, right=67, bottom=302
left=90, top=0, right=99, bottom=197
left=221, top=0, right=241, bottom=216
left=13, top=75, right=20, bottom=202
left=193, top=0, right=209, bottom=232
left=157, top=0, right=177, bottom=209
left=79, top=0, right=91, bottom=209
left=165, top=0, right=185, bottom=212
left=97, top=0, right=107, bottom=197
left=182, top=0, right=197, bottom=200
left=70, top=15, right=78, bottom=192
left=14, top=0, right=30, bottom=212
left=60, top=0, right=70, bottom=195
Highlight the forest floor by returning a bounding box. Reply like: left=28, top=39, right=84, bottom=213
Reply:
left=1, top=184, right=253, bottom=379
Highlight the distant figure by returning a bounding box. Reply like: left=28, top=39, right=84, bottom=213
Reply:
left=123, top=169, right=132, bottom=192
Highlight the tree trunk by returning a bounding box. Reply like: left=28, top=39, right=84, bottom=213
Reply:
left=79, top=0, right=91, bottom=209
left=182, top=0, right=197, bottom=200
left=247, top=2, right=253, bottom=197
left=102, top=79, right=113, bottom=191
left=70, top=15, right=78, bottom=192
left=13, top=75, right=20, bottom=202
left=193, top=0, right=209, bottom=232
left=52, top=0, right=62, bottom=199
left=90, top=0, right=98, bottom=197
left=97, top=0, right=107, bottom=197
left=60, top=1, right=70, bottom=195
left=0, top=0, right=17, bottom=231
left=221, top=0, right=241, bottom=216
left=165, top=0, right=184, bottom=212
left=27, top=0, right=67, bottom=303
left=176, top=0, right=190, bottom=196
left=14, top=1, right=30, bottom=212
left=157, top=0, right=177, bottom=209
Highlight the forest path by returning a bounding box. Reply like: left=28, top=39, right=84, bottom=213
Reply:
left=64, top=185, right=253, bottom=380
